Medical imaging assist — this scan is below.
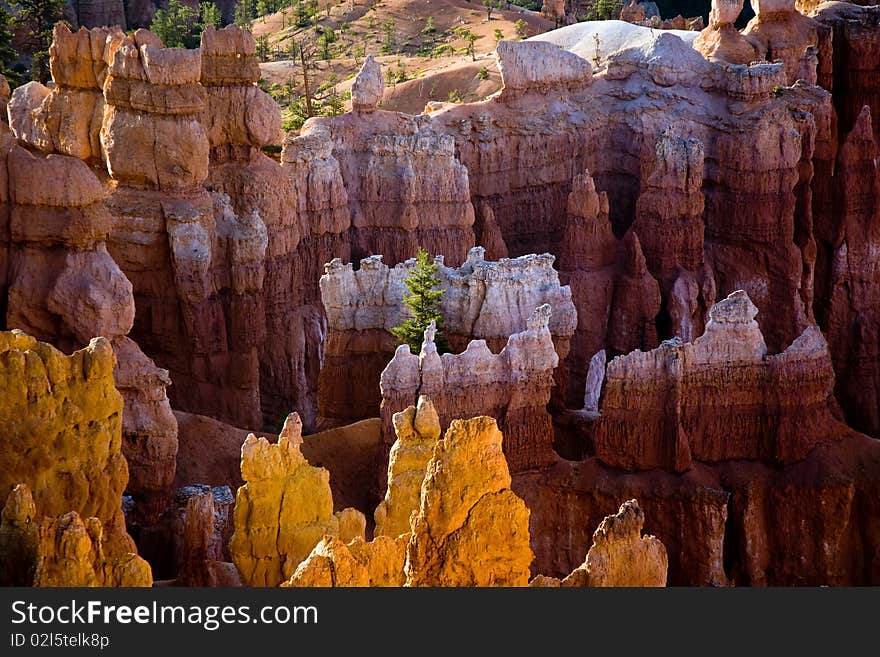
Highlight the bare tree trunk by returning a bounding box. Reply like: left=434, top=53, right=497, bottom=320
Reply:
left=300, top=41, right=314, bottom=117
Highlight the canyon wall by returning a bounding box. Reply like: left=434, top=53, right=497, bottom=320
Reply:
left=0, top=332, right=152, bottom=584
left=318, top=247, right=577, bottom=427
left=379, top=305, right=561, bottom=475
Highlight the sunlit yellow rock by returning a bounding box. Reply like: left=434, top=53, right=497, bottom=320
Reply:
left=561, top=499, right=668, bottom=587
left=283, top=534, right=408, bottom=587
left=374, top=395, right=440, bottom=539
left=230, top=413, right=340, bottom=586
left=404, top=416, right=534, bottom=586
left=0, top=330, right=140, bottom=561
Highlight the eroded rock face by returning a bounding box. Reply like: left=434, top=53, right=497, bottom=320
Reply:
left=319, top=249, right=577, bottom=426
left=200, top=26, right=279, bottom=150
left=560, top=500, right=667, bottom=587
left=229, top=413, right=365, bottom=586
left=33, top=508, right=152, bottom=587
left=0, top=332, right=145, bottom=565
left=374, top=397, right=441, bottom=539
left=594, top=290, right=841, bottom=472
left=283, top=535, right=408, bottom=587
left=2, top=141, right=178, bottom=526
left=404, top=416, right=534, bottom=586
left=157, top=485, right=239, bottom=586
left=694, top=0, right=759, bottom=65
left=558, top=171, right=661, bottom=405
left=351, top=55, right=384, bottom=112
left=0, top=484, right=40, bottom=586
left=380, top=306, right=561, bottom=475
left=8, top=25, right=123, bottom=161
left=814, top=2, right=880, bottom=146
left=815, top=107, right=880, bottom=439
left=743, top=0, right=828, bottom=85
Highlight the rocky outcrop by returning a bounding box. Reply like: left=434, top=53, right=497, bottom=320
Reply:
left=33, top=507, right=152, bottom=587
left=74, top=0, right=128, bottom=30
left=0, top=332, right=150, bottom=571
left=814, top=2, right=880, bottom=145
left=560, top=500, right=667, bottom=587
left=743, top=0, right=828, bottom=85
left=694, top=0, right=759, bottom=65
left=0, top=484, right=40, bottom=586
left=594, top=291, right=841, bottom=472
left=3, top=140, right=177, bottom=526
left=283, top=535, right=408, bottom=587
left=318, top=248, right=577, bottom=426
left=199, top=26, right=277, bottom=149
left=632, top=130, right=714, bottom=342
left=8, top=24, right=123, bottom=161
left=380, top=306, right=561, bottom=474
left=374, top=397, right=441, bottom=539
left=308, top=57, right=476, bottom=266
left=229, top=413, right=366, bottom=586
left=815, top=107, right=880, bottom=439
left=405, top=416, right=533, bottom=586
left=558, top=171, right=661, bottom=405
left=149, top=484, right=239, bottom=586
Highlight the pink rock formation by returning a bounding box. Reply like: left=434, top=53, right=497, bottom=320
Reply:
left=380, top=305, right=561, bottom=474
left=2, top=140, right=177, bottom=526
left=694, top=0, right=760, bottom=65
left=594, top=290, right=841, bottom=472
left=814, top=106, right=880, bottom=438
left=7, top=25, right=123, bottom=161
left=150, top=485, right=239, bottom=586
left=743, top=0, right=829, bottom=85
left=813, top=3, right=880, bottom=152
left=632, top=130, right=714, bottom=342
left=558, top=171, right=661, bottom=405
left=318, top=248, right=577, bottom=426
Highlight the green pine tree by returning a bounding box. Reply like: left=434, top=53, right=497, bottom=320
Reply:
left=0, top=6, right=20, bottom=87
left=11, top=0, right=66, bottom=83
left=235, top=0, right=258, bottom=27
left=150, top=0, right=201, bottom=48
left=391, top=248, right=448, bottom=355
left=199, top=2, right=222, bottom=28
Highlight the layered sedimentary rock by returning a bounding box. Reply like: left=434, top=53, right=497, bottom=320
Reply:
left=558, top=171, right=661, bottom=405
left=417, top=35, right=820, bottom=365
left=743, top=0, right=828, bottom=85
left=229, top=413, right=366, bottom=586
left=374, top=397, right=441, bottom=539
left=814, top=107, right=880, bottom=438
left=594, top=290, right=841, bottom=472
left=318, top=248, right=577, bottom=426
left=517, top=288, right=880, bottom=585
left=8, top=24, right=123, bottom=161
left=694, top=0, right=760, bottom=64
left=560, top=499, right=667, bottom=587
left=405, top=416, right=533, bottom=586
left=380, top=306, right=561, bottom=474
left=74, top=0, right=127, bottom=30
left=152, top=484, right=239, bottom=586
left=632, top=130, right=714, bottom=343
left=814, top=2, right=880, bottom=144
left=0, top=331, right=149, bottom=571
left=308, top=55, right=476, bottom=266
left=3, top=137, right=177, bottom=526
